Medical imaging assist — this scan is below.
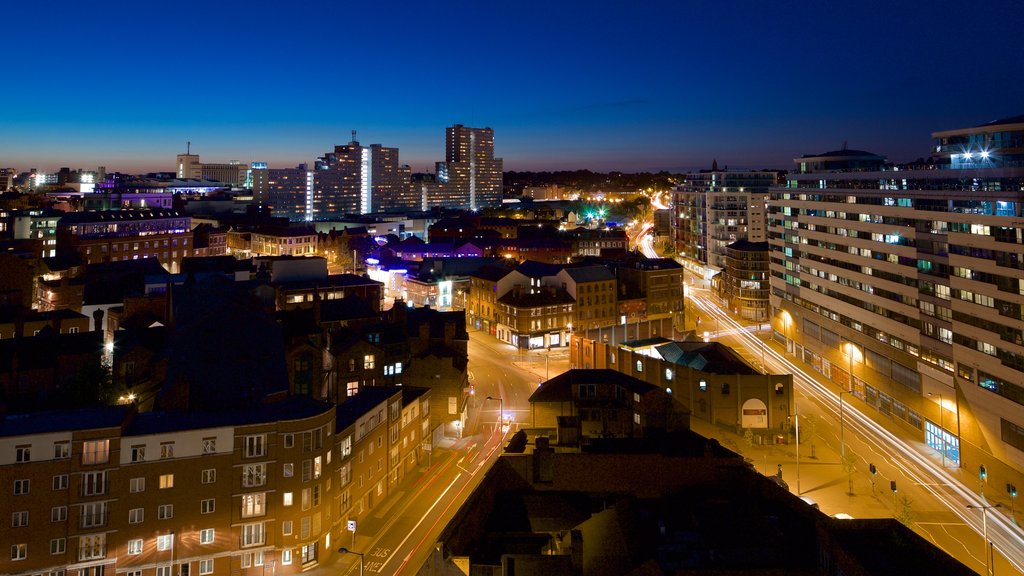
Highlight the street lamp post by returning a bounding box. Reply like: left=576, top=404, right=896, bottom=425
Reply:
left=795, top=408, right=801, bottom=495
left=485, top=396, right=504, bottom=439
left=839, top=390, right=848, bottom=459
left=967, top=503, right=1002, bottom=576
left=780, top=310, right=793, bottom=355
left=928, top=392, right=947, bottom=468
left=338, top=547, right=364, bottom=576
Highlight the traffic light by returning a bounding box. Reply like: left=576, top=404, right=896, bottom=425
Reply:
left=890, top=480, right=897, bottom=493
left=1009, top=483, right=1018, bottom=498
left=980, top=465, right=987, bottom=482
left=869, top=463, right=877, bottom=475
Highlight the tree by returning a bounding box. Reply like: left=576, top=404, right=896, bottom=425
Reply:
left=896, top=494, right=915, bottom=525
left=841, top=451, right=857, bottom=495
left=801, top=414, right=818, bottom=459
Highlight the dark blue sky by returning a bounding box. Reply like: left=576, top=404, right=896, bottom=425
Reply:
left=3, top=0, right=1022, bottom=173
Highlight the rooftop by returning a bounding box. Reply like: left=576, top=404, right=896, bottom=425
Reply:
left=0, top=405, right=131, bottom=437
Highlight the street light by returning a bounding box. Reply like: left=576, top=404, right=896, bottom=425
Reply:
left=337, top=547, right=364, bottom=576
left=967, top=503, right=1002, bottom=576
left=928, top=392, right=947, bottom=467
left=780, top=310, right=793, bottom=354
left=840, top=343, right=861, bottom=460
left=838, top=390, right=848, bottom=459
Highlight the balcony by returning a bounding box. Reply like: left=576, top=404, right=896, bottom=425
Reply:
left=80, top=512, right=108, bottom=529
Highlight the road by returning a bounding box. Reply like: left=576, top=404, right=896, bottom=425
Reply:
left=318, top=329, right=560, bottom=576
left=686, top=287, right=1024, bottom=576
left=630, top=208, right=1024, bottom=574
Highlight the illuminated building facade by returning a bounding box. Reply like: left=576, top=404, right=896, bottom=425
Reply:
left=671, top=166, right=776, bottom=283
left=56, top=210, right=193, bottom=274
left=769, top=116, right=1024, bottom=485
left=315, top=138, right=414, bottom=218
left=436, top=125, right=503, bottom=210
left=251, top=165, right=315, bottom=221
left=0, top=387, right=432, bottom=576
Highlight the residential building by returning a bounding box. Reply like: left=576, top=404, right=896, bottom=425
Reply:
left=671, top=164, right=776, bottom=284
left=435, top=125, right=503, bottom=210
left=251, top=165, right=315, bottom=221
left=555, top=265, right=617, bottom=333
left=614, top=256, right=685, bottom=333
left=768, top=116, right=1024, bottom=491
left=466, top=264, right=516, bottom=335
left=496, top=285, right=574, bottom=349
left=315, top=137, right=414, bottom=218
left=722, top=240, right=770, bottom=321
left=0, top=209, right=61, bottom=258
left=0, top=387, right=432, bottom=576
left=250, top=226, right=318, bottom=257
left=0, top=168, right=16, bottom=191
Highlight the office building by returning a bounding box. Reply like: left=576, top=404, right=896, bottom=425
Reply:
left=671, top=164, right=776, bottom=284
left=436, top=125, right=503, bottom=210
left=768, top=116, right=1024, bottom=487
left=200, top=161, right=247, bottom=186
left=175, top=146, right=246, bottom=186
left=175, top=152, right=201, bottom=180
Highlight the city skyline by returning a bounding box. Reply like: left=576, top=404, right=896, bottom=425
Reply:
left=3, top=0, right=1023, bottom=173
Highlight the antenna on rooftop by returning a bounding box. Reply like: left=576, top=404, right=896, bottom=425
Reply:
left=351, top=130, right=357, bottom=144
left=841, top=141, right=848, bottom=151
left=187, top=141, right=191, bottom=155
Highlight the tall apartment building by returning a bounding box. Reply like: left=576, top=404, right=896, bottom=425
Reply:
left=314, top=137, right=414, bottom=218
left=436, top=125, right=503, bottom=210
left=768, top=116, right=1024, bottom=486
left=671, top=165, right=776, bottom=284
left=251, top=165, right=315, bottom=221
left=56, top=210, right=193, bottom=274
left=0, top=387, right=431, bottom=576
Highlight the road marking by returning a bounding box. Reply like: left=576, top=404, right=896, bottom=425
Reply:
left=379, top=472, right=462, bottom=573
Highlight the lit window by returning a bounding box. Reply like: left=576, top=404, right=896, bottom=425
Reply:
left=159, top=474, right=174, bottom=489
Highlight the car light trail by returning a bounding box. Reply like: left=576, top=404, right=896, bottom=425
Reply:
left=688, top=295, right=1024, bottom=572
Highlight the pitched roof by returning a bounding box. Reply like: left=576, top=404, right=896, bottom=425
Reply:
left=529, top=369, right=659, bottom=403
left=516, top=260, right=564, bottom=278
left=655, top=341, right=758, bottom=375
left=498, top=289, right=574, bottom=307
left=562, top=265, right=615, bottom=282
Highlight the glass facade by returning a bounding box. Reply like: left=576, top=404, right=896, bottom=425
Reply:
left=925, top=420, right=960, bottom=466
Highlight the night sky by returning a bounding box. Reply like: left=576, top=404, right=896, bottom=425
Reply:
left=3, top=0, right=1022, bottom=173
